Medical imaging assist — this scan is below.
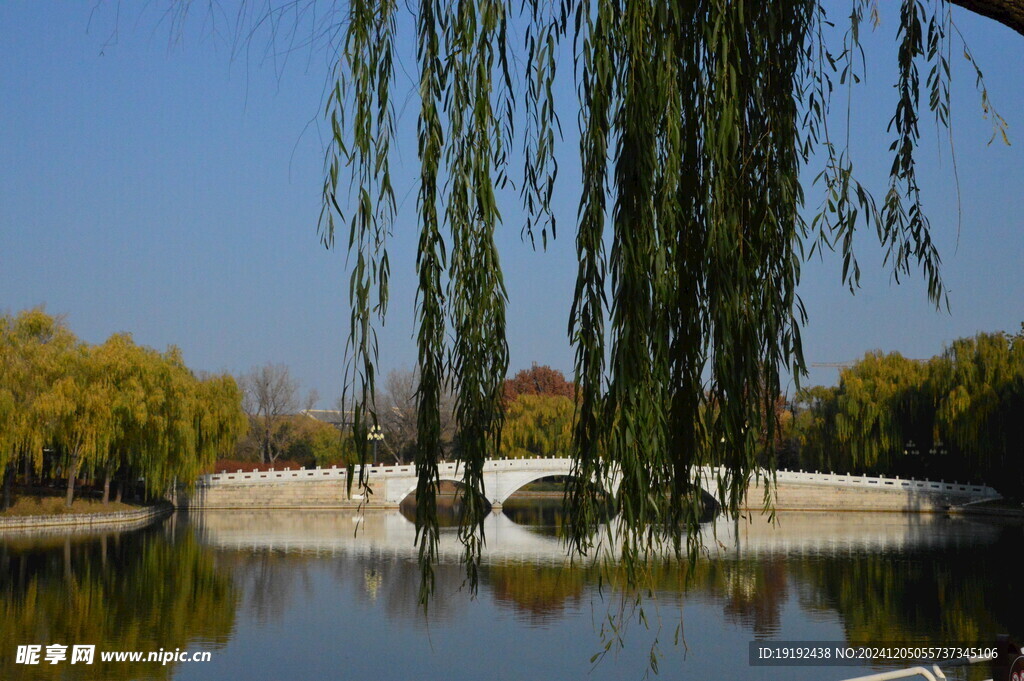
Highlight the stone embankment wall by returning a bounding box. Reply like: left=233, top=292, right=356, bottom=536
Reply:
left=181, top=480, right=379, bottom=510
left=0, top=502, right=173, bottom=533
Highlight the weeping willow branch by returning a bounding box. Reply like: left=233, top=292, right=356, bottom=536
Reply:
left=319, top=0, right=969, bottom=601
left=320, top=0, right=398, bottom=496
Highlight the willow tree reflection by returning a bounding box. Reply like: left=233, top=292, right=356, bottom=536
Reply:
left=484, top=562, right=589, bottom=624
left=469, top=511, right=1022, bottom=647
left=194, top=506, right=1022, bottom=660
left=215, top=548, right=319, bottom=624
left=0, top=524, right=237, bottom=681
left=790, top=527, right=1023, bottom=646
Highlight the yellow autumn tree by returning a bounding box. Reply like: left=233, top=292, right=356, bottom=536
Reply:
left=501, top=394, right=574, bottom=459
left=0, top=310, right=80, bottom=507
left=1, top=309, right=249, bottom=508
left=35, top=343, right=114, bottom=507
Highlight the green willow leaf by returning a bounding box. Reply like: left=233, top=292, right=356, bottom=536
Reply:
left=317, top=0, right=961, bottom=603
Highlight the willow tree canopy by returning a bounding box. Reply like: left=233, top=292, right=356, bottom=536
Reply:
left=309, top=0, right=1012, bottom=596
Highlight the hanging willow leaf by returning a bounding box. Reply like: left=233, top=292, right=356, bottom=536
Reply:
left=316, top=0, right=968, bottom=600
left=320, top=0, right=399, bottom=498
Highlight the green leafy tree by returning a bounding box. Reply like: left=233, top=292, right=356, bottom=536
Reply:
left=833, top=351, right=930, bottom=471
left=93, top=333, right=151, bottom=504
left=0, top=316, right=18, bottom=508
left=284, top=415, right=356, bottom=468
left=35, top=343, right=114, bottom=507
left=931, top=329, right=1024, bottom=489
left=1, top=309, right=248, bottom=509
left=193, top=373, right=250, bottom=481
left=0, top=309, right=78, bottom=508
left=791, top=385, right=841, bottom=471
left=501, top=394, right=574, bottom=459
left=791, top=353, right=935, bottom=477
left=790, top=328, right=1024, bottom=494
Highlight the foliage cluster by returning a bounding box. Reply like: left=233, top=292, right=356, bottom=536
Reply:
left=233, top=412, right=355, bottom=468
left=500, top=365, right=574, bottom=460
left=791, top=327, right=1024, bottom=495
left=278, top=414, right=357, bottom=468
left=503, top=364, right=575, bottom=402
left=371, top=366, right=575, bottom=462
left=501, top=394, right=574, bottom=459
left=310, top=0, right=994, bottom=598
left=0, top=308, right=247, bottom=508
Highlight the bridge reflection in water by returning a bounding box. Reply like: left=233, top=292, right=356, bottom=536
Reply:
left=199, top=506, right=1021, bottom=661
left=191, top=509, right=1000, bottom=564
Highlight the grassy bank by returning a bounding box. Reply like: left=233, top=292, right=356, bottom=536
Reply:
left=1, top=490, right=139, bottom=517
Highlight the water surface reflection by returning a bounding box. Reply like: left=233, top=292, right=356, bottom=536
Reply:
left=2, top=509, right=1020, bottom=681
left=1, top=521, right=237, bottom=681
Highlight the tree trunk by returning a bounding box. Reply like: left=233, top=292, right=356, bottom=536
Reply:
left=65, top=455, right=80, bottom=508
left=2, top=463, right=14, bottom=510
left=115, top=478, right=123, bottom=503
left=102, top=470, right=112, bottom=504
left=951, top=0, right=1024, bottom=37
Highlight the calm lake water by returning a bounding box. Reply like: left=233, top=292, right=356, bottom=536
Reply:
left=2, top=503, right=1021, bottom=681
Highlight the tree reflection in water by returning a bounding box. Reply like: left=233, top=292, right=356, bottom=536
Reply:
left=411, top=501, right=1022, bottom=655
left=790, top=526, right=1024, bottom=647
left=0, top=520, right=237, bottom=681
left=2, top=508, right=1021, bottom=681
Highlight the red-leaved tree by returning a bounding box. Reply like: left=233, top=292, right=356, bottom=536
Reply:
left=503, top=364, right=574, bottom=402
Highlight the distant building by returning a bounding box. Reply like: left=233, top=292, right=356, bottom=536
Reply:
left=299, top=409, right=352, bottom=429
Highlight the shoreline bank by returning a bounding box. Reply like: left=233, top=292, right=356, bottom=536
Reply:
left=0, top=501, right=173, bottom=533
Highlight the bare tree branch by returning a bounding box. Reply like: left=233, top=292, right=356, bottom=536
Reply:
left=240, top=363, right=299, bottom=463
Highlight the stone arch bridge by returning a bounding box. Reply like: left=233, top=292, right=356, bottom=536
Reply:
left=185, top=457, right=1000, bottom=512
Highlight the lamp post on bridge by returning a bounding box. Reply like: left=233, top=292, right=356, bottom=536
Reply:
left=369, top=425, right=384, bottom=466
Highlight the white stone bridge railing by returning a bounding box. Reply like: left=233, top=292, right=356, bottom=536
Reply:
left=195, top=457, right=1000, bottom=508
left=201, top=457, right=577, bottom=482
left=766, top=469, right=997, bottom=497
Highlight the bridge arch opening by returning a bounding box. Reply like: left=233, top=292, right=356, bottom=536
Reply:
left=397, top=480, right=493, bottom=524
left=499, top=476, right=721, bottom=527
left=501, top=475, right=615, bottom=530
left=691, top=487, right=721, bottom=522
left=389, top=461, right=722, bottom=525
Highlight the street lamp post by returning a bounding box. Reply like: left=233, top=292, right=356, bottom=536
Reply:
left=369, top=425, right=384, bottom=466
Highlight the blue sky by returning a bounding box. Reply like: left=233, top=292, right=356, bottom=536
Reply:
left=2, top=3, right=1022, bottom=405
